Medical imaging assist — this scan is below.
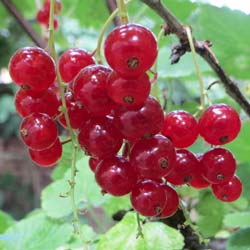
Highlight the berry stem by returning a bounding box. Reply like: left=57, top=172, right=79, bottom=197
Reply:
left=185, top=27, right=206, bottom=115
left=117, top=0, right=129, bottom=24
left=136, top=212, right=144, bottom=238
left=47, top=1, right=87, bottom=249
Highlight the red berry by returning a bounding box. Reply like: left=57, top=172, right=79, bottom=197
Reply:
left=114, top=96, right=164, bottom=141
left=29, top=138, right=62, bottom=167
left=15, top=88, right=59, bottom=118
left=78, top=116, right=123, bottom=158
left=130, top=134, right=176, bottom=179
left=43, top=0, right=62, bottom=14
left=104, top=23, right=158, bottom=78
left=20, top=113, right=58, bottom=150
left=36, top=8, right=49, bottom=25
left=165, top=149, right=199, bottom=185
left=130, top=179, right=166, bottom=217
left=73, top=65, right=115, bottom=116
left=199, top=104, right=241, bottom=145
left=106, top=71, right=151, bottom=107
left=159, top=184, right=179, bottom=218
left=212, top=176, right=242, bottom=202
left=95, top=156, right=137, bottom=196
left=201, top=148, right=236, bottom=184
left=9, top=47, right=56, bottom=92
left=162, top=110, right=199, bottom=148
left=58, top=92, right=91, bottom=129
left=88, top=157, right=100, bottom=172
left=58, top=48, right=95, bottom=83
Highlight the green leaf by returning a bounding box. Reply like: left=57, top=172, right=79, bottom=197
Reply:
left=1, top=212, right=72, bottom=250
left=196, top=191, right=226, bottom=237
left=227, top=228, right=250, bottom=250
left=97, top=212, right=184, bottom=250
left=224, top=212, right=250, bottom=228
left=236, top=163, right=250, bottom=200
left=42, top=157, right=106, bottom=218
left=0, top=211, right=14, bottom=234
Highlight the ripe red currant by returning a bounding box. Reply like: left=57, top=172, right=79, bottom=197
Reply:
left=9, top=47, right=56, bottom=92
left=58, top=92, right=91, bottom=129
left=106, top=71, right=151, bottom=107
left=158, top=184, right=179, bottom=218
left=161, top=110, right=199, bottom=148
left=198, top=104, right=241, bottom=145
left=88, top=157, right=100, bottom=172
left=130, top=179, right=167, bottom=217
left=15, top=88, right=60, bottom=118
left=165, top=149, right=199, bottom=185
left=73, top=65, right=115, bottom=116
left=212, top=176, right=242, bottom=202
left=104, top=23, right=158, bottom=78
left=95, top=156, right=137, bottom=196
left=58, top=48, right=95, bottom=83
left=201, top=148, right=236, bottom=184
left=78, top=116, right=122, bottom=159
left=29, top=138, right=62, bottom=167
left=130, top=134, right=176, bottom=179
left=20, top=113, right=58, bottom=150
left=114, top=96, right=164, bottom=141
left=36, top=8, right=50, bottom=26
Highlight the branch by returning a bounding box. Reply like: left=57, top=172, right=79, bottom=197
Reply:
left=140, top=0, right=250, bottom=116
left=105, top=0, right=121, bottom=26
left=1, top=0, right=46, bottom=48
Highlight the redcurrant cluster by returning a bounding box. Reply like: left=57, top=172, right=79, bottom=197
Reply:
left=9, top=21, right=243, bottom=218
left=36, top=0, right=62, bottom=30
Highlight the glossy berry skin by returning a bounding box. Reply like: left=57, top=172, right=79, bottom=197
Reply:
left=104, top=23, right=158, bottom=78
left=189, top=154, right=210, bottom=189
left=114, top=96, right=164, bottom=141
left=15, top=88, right=60, bottom=118
left=95, top=156, right=137, bottom=196
left=212, top=176, right=242, bottom=202
left=159, top=184, right=179, bottom=218
left=78, top=116, right=123, bottom=159
left=44, top=0, right=62, bottom=14
left=199, top=104, right=241, bottom=145
left=59, top=92, right=91, bottom=129
left=29, top=138, right=62, bottom=167
left=20, top=113, right=58, bottom=150
left=130, top=179, right=167, bottom=217
left=9, top=47, right=56, bottom=92
left=88, top=157, right=100, bottom=172
left=58, top=48, right=95, bottom=83
left=162, top=110, right=199, bottom=148
left=106, top=71, right=151, bottom=107
left=73, top=65, right=115, bottom=116
left=201, top=148, right=236, bottom=184
left=165, top=149, right=199, bottom=185
left=130, top=135, right=176, bottom=179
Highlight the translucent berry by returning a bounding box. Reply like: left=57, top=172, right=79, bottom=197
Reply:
left=78, top=116, right=122, bottom=158
left=114, top=96, right=164, bottom=141
left=162, top=110, right=199, bottom=148
left=29, top=138, right=62, bottom=167
left=9, top=47, right=56, bottom=92
left=43, top=0, right=62, bottom=14
left=95, top=156, right=137, bottom=196
left=36, top=8, right=49, bottom=25
left=73, top=65, right=115, bottom=116
left=58, top=48, right=95, bottom=83
left=199, top=104, right=241, bottom=145
left=88, top=157, right=100, bottom=172
left=20, top=113, right=58, bottom=150
left=130, top=134, right=176, bottom=179
left=159, top=184, right=179, bottom=218
left=104, top=23, right=158, bottom=78
left=106, top=71, right=151, bottom=107
left=15, top=88, right=60, bottom=118
left=58, top=92, right=91, bottom=129
left=130, top=179, right=166, bottom=217
left=165, top=149, right=199, bottom=185
left=201, top=148, right=236, bottom=184
left=212, top=176, right=242, bottom=202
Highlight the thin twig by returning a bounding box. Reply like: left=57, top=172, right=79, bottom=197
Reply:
left=105, top=0, right=121, bottom=26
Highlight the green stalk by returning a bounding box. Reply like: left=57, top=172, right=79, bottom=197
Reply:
left=117, top=0, right=129, bottom=24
